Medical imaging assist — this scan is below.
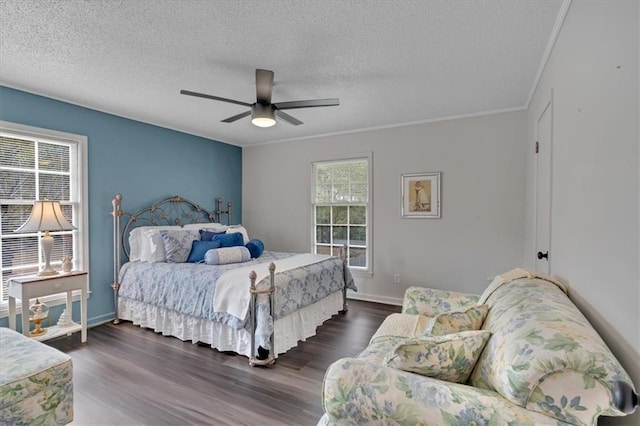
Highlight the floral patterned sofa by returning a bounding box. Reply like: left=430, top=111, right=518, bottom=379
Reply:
left=0, top=327, right=73, bottom=425
left=319, top=268, right=636, bottom=425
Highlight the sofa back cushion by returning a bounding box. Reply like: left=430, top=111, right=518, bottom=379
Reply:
left=469, top=278, right=633, bottom=423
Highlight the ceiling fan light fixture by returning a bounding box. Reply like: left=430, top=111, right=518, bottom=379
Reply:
left=181, top=69, right=339, bottom=127
left=251, top=104, right=276, bottom=128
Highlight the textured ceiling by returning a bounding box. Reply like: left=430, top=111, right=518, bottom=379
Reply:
left=0, top=0, right=565, bottom=147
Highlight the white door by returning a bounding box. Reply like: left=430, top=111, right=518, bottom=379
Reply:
left=535, top=100, right=552, bottom=274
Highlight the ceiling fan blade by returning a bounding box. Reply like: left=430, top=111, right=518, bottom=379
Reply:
left=221, top=110, right=252, bottom=123
left=273, top=98, right=340, bottom=110
left=255, top=69, right=274, bottom=104
left=275, top=110, right=303, bottom=126
left=180, top=89, right=251, bottom=107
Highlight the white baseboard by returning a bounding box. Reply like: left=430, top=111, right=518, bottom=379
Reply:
left=347, top=291, right=402, bottom=306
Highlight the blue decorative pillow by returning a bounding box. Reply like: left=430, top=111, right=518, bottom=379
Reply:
left=159, top=229, right=199, bottom=263
left=199, top=229, right=227, bottom=241
left=187, top=240, right=222, bottom=263
left=226, top=225, right=250, bottom=244
left=212, top=232, right=244, bottom=248
left=245, top=239, right=264, bottom=258
left=204, top=246, right=251, bottom=265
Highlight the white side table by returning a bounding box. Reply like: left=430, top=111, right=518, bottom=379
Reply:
left=8, top=271, right=88, bottom=342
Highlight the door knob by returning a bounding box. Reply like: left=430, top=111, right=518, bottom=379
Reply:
left=537, top=251, right=549, bottom=260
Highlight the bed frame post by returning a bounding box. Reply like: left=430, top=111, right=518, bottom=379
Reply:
left=248, top=262, right=277, bottom=367
left=215, top=197, right=232, bottom=225
left=249, top=270, right=257, bottom=363
left=341, top=244, right=349, bottom=312
left=268, top=262, right=276, bottom=361
left=111, top=194, right=123, bottom=324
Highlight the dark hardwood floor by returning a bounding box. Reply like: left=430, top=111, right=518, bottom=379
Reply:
left=46, top=300, right=400, bottom=426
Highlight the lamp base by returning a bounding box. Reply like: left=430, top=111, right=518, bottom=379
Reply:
left=29, top=327, right=47, bottom=337
left=29, top=319, right=48, bottom=336
left=38, top=233, right=58, bottom=276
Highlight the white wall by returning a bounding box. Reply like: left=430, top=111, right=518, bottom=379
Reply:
left=243, top=111, right=527, bottom=304
left=524, top=1, right=639, bottom=422
left=243, top=3, right=639, bottom=418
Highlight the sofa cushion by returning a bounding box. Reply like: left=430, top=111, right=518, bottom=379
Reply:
left=385, top=330, right=491, bottom=383
left=424, top=304, right=488, bottom=336
left=358, top=336, right=408, bottom=365
left=369, top=313, right=431, bottom=343
left=402, top=286, right=480, bottom=316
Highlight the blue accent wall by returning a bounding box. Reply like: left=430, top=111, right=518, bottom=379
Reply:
left=0, top=85, right=242, bottom=328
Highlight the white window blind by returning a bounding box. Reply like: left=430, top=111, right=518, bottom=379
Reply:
left=312, top=157, right=371, bottom=271
left=0, top=122, right=87, bottom=305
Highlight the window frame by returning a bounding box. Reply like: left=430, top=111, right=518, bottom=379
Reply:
left=311, top=153, right=373, bottom=276
left=0, top=121, right=89, bottom=317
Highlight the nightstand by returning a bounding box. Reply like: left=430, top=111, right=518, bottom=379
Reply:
left=8, top=271, right=88, bottom=342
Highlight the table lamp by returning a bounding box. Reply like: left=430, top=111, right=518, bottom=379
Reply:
left=14, top=199, right=76, bottom=276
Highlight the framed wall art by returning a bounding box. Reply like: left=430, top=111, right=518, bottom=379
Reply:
left=401, top=172, right=441, bottom=218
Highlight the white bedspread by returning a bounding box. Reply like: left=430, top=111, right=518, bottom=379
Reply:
left=214, top=253, right=332, bottom=319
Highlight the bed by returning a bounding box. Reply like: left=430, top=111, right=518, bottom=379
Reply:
left=110, top=194, right=356, bottom=366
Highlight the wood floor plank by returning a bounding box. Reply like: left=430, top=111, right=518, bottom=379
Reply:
left=44, top=300, right=400, bottom=425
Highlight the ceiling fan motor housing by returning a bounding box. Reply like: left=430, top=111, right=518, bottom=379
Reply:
left=251, top=103, right=276, bottom=127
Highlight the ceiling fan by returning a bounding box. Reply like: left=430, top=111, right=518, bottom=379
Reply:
left=180, top=69, right=339, bottom=128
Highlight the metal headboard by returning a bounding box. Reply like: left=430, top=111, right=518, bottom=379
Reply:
left=116, top=195, right=225, bottom=260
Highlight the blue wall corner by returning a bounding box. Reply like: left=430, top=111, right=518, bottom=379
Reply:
left=0, top=85, right=242, bottom=328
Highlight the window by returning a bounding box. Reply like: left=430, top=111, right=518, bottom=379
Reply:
left=312, top=156, right=371, bottom=272
left=0, top=121, right=87, bottom=307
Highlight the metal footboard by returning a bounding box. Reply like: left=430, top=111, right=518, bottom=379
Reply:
left=246, top=245, right=349, bottom=367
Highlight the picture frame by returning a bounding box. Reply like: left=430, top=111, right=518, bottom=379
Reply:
left=401, top=172, right=441, bottom=218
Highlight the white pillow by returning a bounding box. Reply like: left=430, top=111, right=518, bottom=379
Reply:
left=142, top=227, right=184, bottom=263
left=129, top=228, right=144, bottom=261
left=182, top=222, right=229, bottom=233
left=226, top=225, right=250, bottom=245
left=128, top=225, right=181, bottom=261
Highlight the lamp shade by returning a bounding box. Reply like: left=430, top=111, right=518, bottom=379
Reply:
left=14, top=200, right=76, bottom=233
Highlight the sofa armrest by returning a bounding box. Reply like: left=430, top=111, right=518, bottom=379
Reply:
left=321, top=358, right=562, bottom=425
left=402, top=286, right=480, bottom=316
